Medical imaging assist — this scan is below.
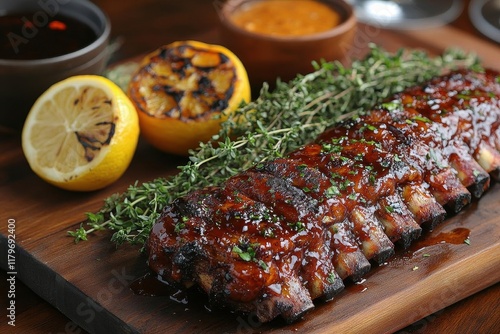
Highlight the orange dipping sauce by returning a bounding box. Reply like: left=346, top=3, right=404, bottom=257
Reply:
left=229, top=0, right=342, bottom=37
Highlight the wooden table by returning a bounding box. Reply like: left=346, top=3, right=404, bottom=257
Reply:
left=1, top=0, right=499, bottom=333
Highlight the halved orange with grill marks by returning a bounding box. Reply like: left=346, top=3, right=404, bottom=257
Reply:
left=128, top=40, right=251, bottom=155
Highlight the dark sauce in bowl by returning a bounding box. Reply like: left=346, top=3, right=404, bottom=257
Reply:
left=0, top=12, right=98, bottom=60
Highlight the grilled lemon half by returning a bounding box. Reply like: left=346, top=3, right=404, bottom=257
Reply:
left=22, top=75, right=140, bottom=191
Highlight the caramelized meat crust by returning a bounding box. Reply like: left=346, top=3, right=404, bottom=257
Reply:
left=147, top=69, right=500, bottom=323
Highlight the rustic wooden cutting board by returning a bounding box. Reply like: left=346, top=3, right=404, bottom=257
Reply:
left=1, top=24, right=500, bottom=334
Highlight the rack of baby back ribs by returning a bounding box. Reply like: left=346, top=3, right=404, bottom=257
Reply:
left=147, top=68, right=500, bottom=323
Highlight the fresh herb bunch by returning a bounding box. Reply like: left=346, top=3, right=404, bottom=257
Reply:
left=69, top=45, right=480, bottom=248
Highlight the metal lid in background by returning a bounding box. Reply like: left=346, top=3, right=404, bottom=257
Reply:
left=347, top=0, right=464, bottom=29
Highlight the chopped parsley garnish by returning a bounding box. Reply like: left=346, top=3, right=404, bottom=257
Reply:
left=289, top=221, right=305, bottom=232
left=233, top=242, right=259, bottom=261
left=382, top=100, right=401, bottom=112
left=327, top=272, right=337, bottom=284
left=412, top=115, right=431, bottom=123
left=326, top=185, right=340, bottom=198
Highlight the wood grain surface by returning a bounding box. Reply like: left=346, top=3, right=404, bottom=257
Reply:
left=1, top=0, right=500, bottom=333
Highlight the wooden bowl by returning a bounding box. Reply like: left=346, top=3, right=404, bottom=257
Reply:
left=217, top=0, right=357, bottom=90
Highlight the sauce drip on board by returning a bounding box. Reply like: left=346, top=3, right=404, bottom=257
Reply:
left=130, top=272, right=174, bottom=297
left=229, top=0, right=341, bottom=37
left=411, top=227, right=471, bottom=249
left=130, top=272, right=213, bottom=313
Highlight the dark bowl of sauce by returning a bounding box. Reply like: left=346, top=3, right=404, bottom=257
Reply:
left=217, top=0, right=357, bottom=90
left=0, top=0, right=111, bottom=130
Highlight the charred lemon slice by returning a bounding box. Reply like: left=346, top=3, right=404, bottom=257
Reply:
left=128, top=40, right=251, bottom=155
left=21, top=75, right=140, bottom=191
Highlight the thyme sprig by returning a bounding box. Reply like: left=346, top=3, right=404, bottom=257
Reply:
left=69, top=45, right=480, bottom=248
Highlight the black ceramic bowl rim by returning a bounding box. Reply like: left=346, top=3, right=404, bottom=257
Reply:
left=218, top=0, right=356, bottom=42
left=0, top=0, right=111, bottom=67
